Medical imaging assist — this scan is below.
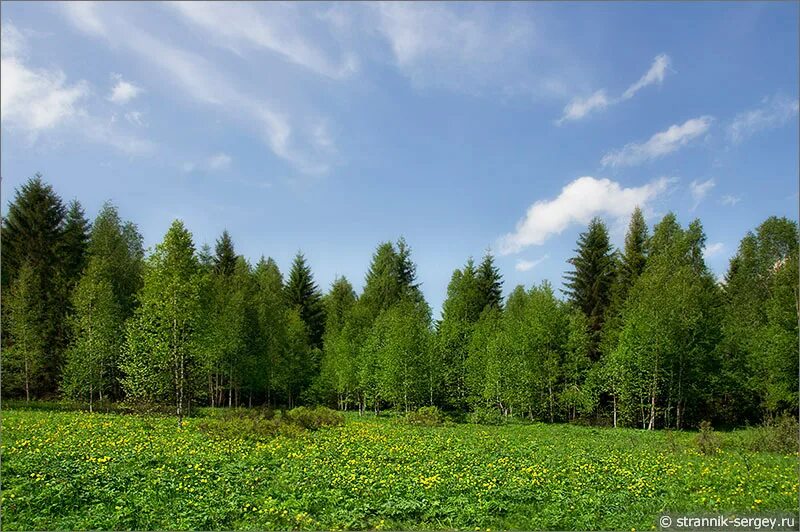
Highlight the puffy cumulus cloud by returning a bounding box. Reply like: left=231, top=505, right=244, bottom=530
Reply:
left=601, top=116, right=712, bottom=167
left=498, top=176, right=672, bottom=254
left=1, top=21, right=89, bottom=133
left=108, top=74, right=143, bottom=104
left=704, top=242, right=725, bottom=258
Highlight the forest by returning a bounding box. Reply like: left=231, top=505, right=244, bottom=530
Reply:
left=2, top=174, right=798, bottom=430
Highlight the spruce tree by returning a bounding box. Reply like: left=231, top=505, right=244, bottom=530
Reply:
left=476, top=251, right=503, bottom=311
left=213, top=230, right=237, bottom=276
left=563, top=217, right=615, bottom=359
left=61, top=199, right=91, bottom=288
left=1, top=174, right=69, bottom=393
left=285, top=252, right=326, bottom=349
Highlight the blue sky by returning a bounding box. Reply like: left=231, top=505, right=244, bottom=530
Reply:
left=2, top=2, right=798, bottom=318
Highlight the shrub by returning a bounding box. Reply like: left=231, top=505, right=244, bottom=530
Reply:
left=696, top=420, right=720, bottom=455
left=406, top=406, right=443, bottom=426
left=467, top=407, right=506, bottom=426
left=285, top=406, right=344, bottom=430
left=746, top=414, right=799, bottom=454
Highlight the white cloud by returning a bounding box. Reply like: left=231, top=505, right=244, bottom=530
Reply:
left=704, top=242, right=725, bottom=258
left=727, top=94, right=799, bottom=144
left=124, top=110, right=145, bottom=126
left=621, top=53, right=670, bottom=100
left=370, top=3, right=558, bottom=96
left=601, top=116, right=713, bottom=167
left=61, top=2, right=331, bottom=175
left=1, top=20, right=152, bottom=155
left=515, top=254, right=549, bottom=272
left=689, top=178, right=715, bottom=210
left=1, top=22, right=89, bottom=133
left=556, top=90, right=609, bottom=125
left=183, top=152, right=232, bottom=173
left=108, top=75, right=143, bottom=104
left=208, top=153, right=232, bottom=170
left=498, top=176, right=672, bottom=254
left=720, top=194, right=741, bottom=206
left=167, top=1, right=358, bottom=79
left=558, top=53, right=671, bottom=124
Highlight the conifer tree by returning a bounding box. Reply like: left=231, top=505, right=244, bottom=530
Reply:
left=285, top=252, right=326, bottom=349
left=61, top=199, right=91, bottom=288
left=213, top=230, right=237, bottom=276
left=476, top=251, right=503, bottom=311
left=563, top=217, right=615, bottom=359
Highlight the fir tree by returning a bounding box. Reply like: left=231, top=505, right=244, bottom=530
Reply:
left=213, top=230, right=237, bottom=277
left=476, top=251, right=503, bottom=311
left=563, top=218, right=615, bottom=359
left=285, top=252, right=326, bottom=349
left=61, top=199, right=91, bottom=288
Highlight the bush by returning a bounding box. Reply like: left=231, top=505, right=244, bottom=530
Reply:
left=467, top=407, right=506, bottom=426
left=406, top=406, right=443, bottom=426
left=695, top=420, right=720, bottom=455
left=746, top=414, right=799, bottom=454
left=285, top=406, right=344, bottom=430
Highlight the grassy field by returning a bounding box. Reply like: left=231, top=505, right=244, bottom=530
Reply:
left=1, top=407, right=797, bottom=530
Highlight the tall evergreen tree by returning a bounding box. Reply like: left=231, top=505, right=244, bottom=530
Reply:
left=285, top=252, right=326, bottom=349
left=213, top=230, right=237, bottom=276
left=61, top=199, right=91, bottom=288
left=476, top=251, right=504, bottom=310
left=1, top=175, right=69, bottom=392
left=563, top=217, right=615, bottom=359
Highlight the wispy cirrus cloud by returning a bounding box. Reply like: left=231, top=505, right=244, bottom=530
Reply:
left=621, top=53, right=671, bottom=100
left=720, top=194, right=741, bottom=206
left=182, top=152, right=232, bottom=173
left=498, top=176, right=672, bottom=254
left=515, top=254, right=549, bottom=272
left=727, top=94, right=799, bottom=144
left=60, top=2, right=333, bottom=176
left=166, top=1, right=358, bottom=80
left=601, top=116, right=712, bottom=168
left=558, top=53, right=671, bottom=124
left=689, top=178, right=715, bottom=210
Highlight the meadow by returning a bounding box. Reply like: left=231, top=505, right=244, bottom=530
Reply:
left=1, top=406, right=797, bottom=531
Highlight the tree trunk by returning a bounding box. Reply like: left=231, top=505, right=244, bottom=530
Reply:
left=612, top=394, right=618, bottom=428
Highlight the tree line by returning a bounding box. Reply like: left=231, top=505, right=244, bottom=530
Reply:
left=2, top=175, right=797, bottom=428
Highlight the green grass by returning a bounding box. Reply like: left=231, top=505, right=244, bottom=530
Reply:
left=1, top=408, right=797, bottom=530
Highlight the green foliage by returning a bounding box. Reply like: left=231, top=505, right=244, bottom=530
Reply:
left=62, top=265, right=122, bottom=408
left=285, top=406, right=345, bottom=430
left=3, top=409, right=797, bottom=531
left=5, top=263, right=47, bottom=401
left=695, top=421, right=720, bottom=455
left=285, top=252, right=326, bottom=349
left=121, top=220, right=204, bottom=420
left=405, top=406, right=444, bottom=426
left=739, top=414, right=800, bottom=454
left=563, top=218, right=615, bottom=358
left=466, top=406, right=506, bottom=425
